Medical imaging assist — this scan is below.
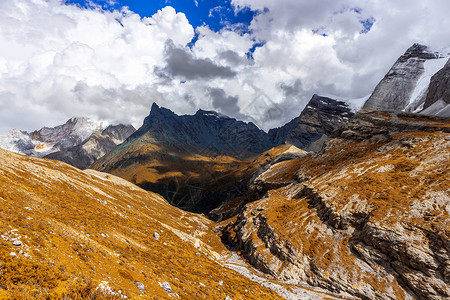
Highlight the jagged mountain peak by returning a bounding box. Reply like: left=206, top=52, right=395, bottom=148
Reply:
left=363, top=43, right=450, bottom=113
left=268, top=94, right=354, bottom=152
left=398, top=43, right=440, bottom=62
left=148, top=102, right=175, bottom=117
left=128, top=103, right=272, bottom=157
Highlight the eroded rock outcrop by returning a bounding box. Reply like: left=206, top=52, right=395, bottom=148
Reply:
left=218, top=111, right=450, bottom=299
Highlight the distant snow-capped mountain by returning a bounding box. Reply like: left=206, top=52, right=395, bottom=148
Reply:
left=0, top=118, right=135, bottom=169
left=44, top=124, right=136, bottom=169
left=0, top=117, right=101, bottom=157
left=363, top=43, right=450, bottom=116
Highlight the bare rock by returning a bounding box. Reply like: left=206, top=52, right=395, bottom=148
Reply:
left=12, top=240, right=22, bottom=246
left=135, top=282, right=146, bottom=293
left=159, top=281, right=172, bottom=293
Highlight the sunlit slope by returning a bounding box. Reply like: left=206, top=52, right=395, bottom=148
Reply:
left=91, top=135, right=256, bottom=213
left=0, top=148, right=280, bottom=299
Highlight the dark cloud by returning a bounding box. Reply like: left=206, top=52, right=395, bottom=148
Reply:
left=280, top=80, right=303, bottom=98
left=217, top=50, right=251, bottom=66
left=209, top=88, right=241, bottom=116
left=161, top=41, right=237, bottom=80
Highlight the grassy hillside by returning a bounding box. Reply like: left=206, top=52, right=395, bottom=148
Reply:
left=0, top=148, right=281, bottom=299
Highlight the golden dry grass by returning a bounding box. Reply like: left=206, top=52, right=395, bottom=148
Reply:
left=225, top=123, right=450, bottom=299
left=0, top=148, right=281, bottom=299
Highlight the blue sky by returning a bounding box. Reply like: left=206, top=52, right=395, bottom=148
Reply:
left=66, top=0, right=256, bottom=32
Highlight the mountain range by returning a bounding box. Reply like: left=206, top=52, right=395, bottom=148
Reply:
left=1, top=43, right=448, bottom=169
left=90, top=94, right=353, bottom=213
left=0, top=118, right=135, bottom=169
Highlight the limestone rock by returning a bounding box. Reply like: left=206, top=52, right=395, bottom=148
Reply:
left=135, top=282, right=146, bottom=293
left=159, top=281, right=172, bottom=293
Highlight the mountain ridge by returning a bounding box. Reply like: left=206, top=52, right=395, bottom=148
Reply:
left=91, top=94, right=353, bottom=213
left=0, top=118, right=136, bottom=169
left=45, top=124, right=136, bottom=169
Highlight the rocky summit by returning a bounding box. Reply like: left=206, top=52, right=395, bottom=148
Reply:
left=129, top=102, right=272, bottom=158
left=268, top=94, right=354, bottom=152
left=363, top=43, right=450, bottom=115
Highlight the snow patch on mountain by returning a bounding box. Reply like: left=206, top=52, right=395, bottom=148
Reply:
left=0, top=117, right=104, bottom=157
left=407, top=57, right=448, bottom=108
left=0, top=129, right=34, bottom=154
left=322, top=94, right=370, bottom=113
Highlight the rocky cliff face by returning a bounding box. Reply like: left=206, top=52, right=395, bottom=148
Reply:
left=218, top=111, right=450, bottom=300
left=129, top=103, right=272, bottom=158
left=363, top=43, right=448, bottom=113
left=44, top=124, right=136, bottom=169
left=269, top=94, right=354, bottom=152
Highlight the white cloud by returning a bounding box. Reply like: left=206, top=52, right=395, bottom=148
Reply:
left=0, top=0, right=449, bottom=133
left=0, top=0, right=194, bottom=132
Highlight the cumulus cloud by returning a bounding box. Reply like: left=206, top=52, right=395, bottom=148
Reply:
left=0, top=0, right=449, bottom=132
left=0, top=0, right=194, bottom=131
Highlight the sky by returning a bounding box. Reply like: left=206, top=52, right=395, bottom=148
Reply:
left=0, top=0, right=449, bottom=132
